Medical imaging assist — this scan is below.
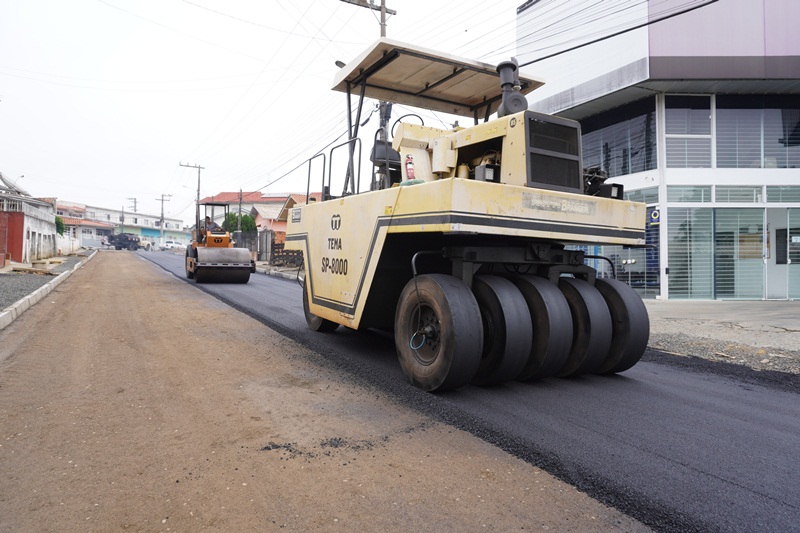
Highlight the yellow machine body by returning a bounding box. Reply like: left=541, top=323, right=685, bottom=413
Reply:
left=286, top=152, right=645, bottom=330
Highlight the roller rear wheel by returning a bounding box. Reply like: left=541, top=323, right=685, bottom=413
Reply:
left=557, top=278, right=612, bottom=377
left=395, top=274, right=482, bottom=392
left=594, top=278, right=649, bottom=374
left=511, top=275, right=573, bottom=381
left=470, top=276, right=531, bottom=386
left=303, top=284, right=339, bottom=332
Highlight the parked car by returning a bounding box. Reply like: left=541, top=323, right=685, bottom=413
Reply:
left=108, top=233, right=141, bottom=250
left=162, top=240, right=185, bottom=252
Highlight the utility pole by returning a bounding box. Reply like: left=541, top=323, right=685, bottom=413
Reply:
left=238, top=189, right=242, bottom=231
left=340, top=0, right=395, bottom=36
left=179, top=162, right=204, bottom=232
left=126, top=197, right=137, bottom=213
left=155, top=194, right=172, bottom=244
left=340, top=0, right=396, bottom=190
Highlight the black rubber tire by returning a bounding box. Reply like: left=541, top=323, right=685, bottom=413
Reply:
left=303, top=284, right=339, bottom=332
left=470, top=276, right=531, bottom=386
left=557, top=278, right=613, bottom=377
left=394, top=274, right=482, bottom=392
left=510, top=275, right=574, bottom=381
left=185, top=248, right=194, bottom=279
left=594, top=278, right=650, bottom=374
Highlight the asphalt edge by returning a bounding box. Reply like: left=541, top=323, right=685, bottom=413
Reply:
left=0, top=250, right=97, bottom=331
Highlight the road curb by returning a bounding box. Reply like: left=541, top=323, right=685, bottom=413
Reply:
left=0, top=251, right=97, bottom=331
left=255, top=266, right=301, bottom=282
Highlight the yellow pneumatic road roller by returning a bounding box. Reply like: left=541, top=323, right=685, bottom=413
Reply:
left=285, top=39, right=649, bottom=392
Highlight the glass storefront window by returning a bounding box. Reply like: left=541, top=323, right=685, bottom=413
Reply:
left=666, top=96, right=712, bottom=168
left=667, top=186, right=711, bottom=203
left=715, top=186, right=762, bottom=203
left=767, top=186, right=800, bottom=203
left=581, top=97, right=657, bottom=178
left=624, top=187, right=659, bottom=204
left=717, top=95, right=800, bottom=169
left=666, top=138, right=712, bottom=167
left=789, top=209, right=800, bottom=300
left=666, top=96, right=711, bottom=135
left=713, top=209, right=764, bottom=299
left=669, top=207, right=767, bottom=299
left=668, top=208, right=713, bottom=299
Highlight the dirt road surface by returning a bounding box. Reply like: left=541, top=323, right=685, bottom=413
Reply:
left=0, top=252, right=647, bottom=532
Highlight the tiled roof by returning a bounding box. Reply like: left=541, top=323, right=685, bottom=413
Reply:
left=288, top=192, right=323, bottom=205
left=277, top=192, right=323, bottom=220
left=57, top=203, right=86, bottom=214
left=251, top=204, right=283, bottom=220
left=61, top=217, right=115, bottom=228
left=198, top=192, right=288, bottom=204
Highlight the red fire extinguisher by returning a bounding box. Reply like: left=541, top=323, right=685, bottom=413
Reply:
left=405, top=154, right=415, bottom=180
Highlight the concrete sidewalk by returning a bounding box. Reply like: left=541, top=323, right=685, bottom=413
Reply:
left=645, top=299, right=800, bottom=353
left=0, top=251, right=96, bottom=330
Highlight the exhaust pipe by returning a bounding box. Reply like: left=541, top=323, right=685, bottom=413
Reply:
left=496, top=58, right=528, bottom=118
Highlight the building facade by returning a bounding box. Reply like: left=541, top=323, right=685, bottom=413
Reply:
left=56, top=201, right=189, bottom=248
left=517, top=0, right=800, bottom=299
left=0, top=173, right=58, bottom=265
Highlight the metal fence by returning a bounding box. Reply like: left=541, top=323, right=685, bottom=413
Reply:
left=233, top=230, right=258, bottom=252
left=270, top=242, right=302, bottom=267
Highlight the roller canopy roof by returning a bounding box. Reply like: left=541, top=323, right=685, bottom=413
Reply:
left=332, top=38, right=544, bottom=118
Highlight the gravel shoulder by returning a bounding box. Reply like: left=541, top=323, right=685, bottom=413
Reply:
left=644, top=299, right=800, bottom=376
left=0, top=253, right=88, bottom=312
left=0, top=252, right=646, bottom=532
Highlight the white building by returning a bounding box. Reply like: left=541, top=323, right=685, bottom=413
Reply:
left=517, top=0, right=800, bottom=300
left=56, top=201, right=189, bottom=248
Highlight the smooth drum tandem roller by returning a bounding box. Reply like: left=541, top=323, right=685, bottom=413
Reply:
left=185, top=203, right=253, bottom=284
left=285, top=39, right=650, bottom=392
left=190, top=245, right=252, bottom=284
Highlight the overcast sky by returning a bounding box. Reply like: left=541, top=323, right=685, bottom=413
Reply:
left=0, top=0, right=526, bottom=224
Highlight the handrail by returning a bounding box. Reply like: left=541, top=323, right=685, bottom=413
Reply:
left=305, top=152, right=326, bottom=205
left=328, top=137, right=362, bottom=200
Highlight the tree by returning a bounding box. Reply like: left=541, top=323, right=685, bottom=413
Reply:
left=55, top=216, right=65, bottom=236
left=222, top=212, right=256, bottom=232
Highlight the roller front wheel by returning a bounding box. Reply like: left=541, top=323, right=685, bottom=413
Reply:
left=395, top=274, right=483, bottom=392
left=303, top=284, right=339, bottom=332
